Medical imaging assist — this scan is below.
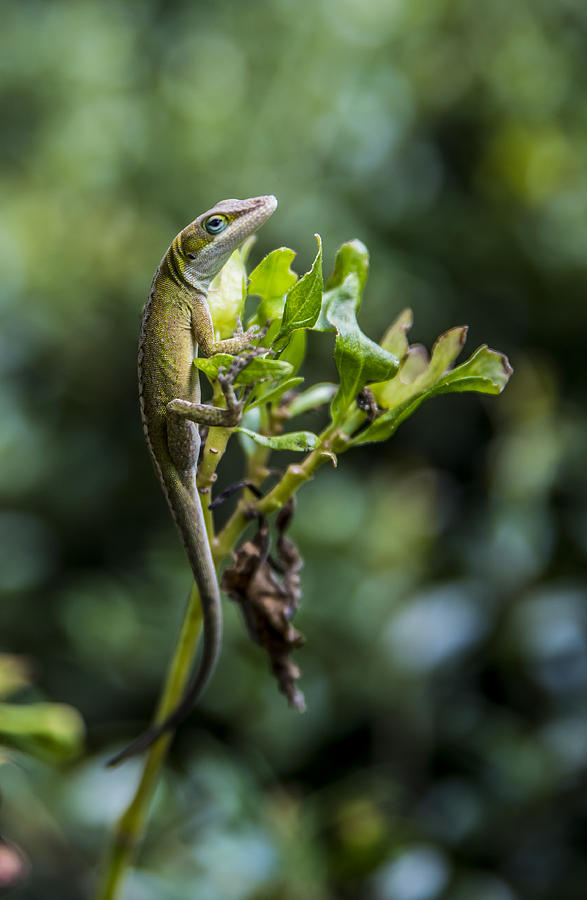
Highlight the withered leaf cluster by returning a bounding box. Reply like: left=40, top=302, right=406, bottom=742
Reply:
left=221, top=500, right=306, bottom=712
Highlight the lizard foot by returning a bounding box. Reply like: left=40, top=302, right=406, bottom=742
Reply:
left=217, top=347, right=267, bottom=386
left=233, top=316, right=270, bottom=346
left=216, top=345, right=275, bottom=425
left=216, top=355, right=255, bottom=425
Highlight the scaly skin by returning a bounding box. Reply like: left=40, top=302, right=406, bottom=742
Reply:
left=109, top=196, right=277, bottom=764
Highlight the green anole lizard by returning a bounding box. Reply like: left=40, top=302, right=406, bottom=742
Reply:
left=109, top=195, right=277, bottom=765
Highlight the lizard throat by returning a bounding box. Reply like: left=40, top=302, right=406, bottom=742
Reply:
left=167, top=236, right=210, bottom=295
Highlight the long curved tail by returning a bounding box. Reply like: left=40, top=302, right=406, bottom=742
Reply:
left=107, top=471, right=221, bottom=766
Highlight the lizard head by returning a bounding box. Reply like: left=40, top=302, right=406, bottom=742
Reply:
left=175, top=195, right=278, bottom=288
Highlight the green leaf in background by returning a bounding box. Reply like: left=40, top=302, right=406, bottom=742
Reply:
left=245, top=376, right=305, bottom=411
left=327, top=276, right=399, bottom=426
left=207, top=248, right=247, bottom=340
left=0, top=654, right=31, bottom=700
left=0, top=701, right=85, bottom=762
left=193, top=354, right=294, bottom=385
left=355, top=331, right=513, bottom=445
left=234, top=426, right=319, bottom=452
left=273, top=235, right=323, bottom=350
left=286, top=382, right=338, bottom=417
left=314, top=240, right=370, bottom=331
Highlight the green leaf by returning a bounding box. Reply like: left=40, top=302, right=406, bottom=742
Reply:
left=355, top=340, right=513, bottom=445
left=313, top=237, right=397, bottom=425
left=315, top=240, right=369, bottom=331
left=0, top=701, right=85, bottom=762
left=397, top=345, right=429, bottom=383
left=246, top=246, right=297, bottom=356
left=245, top=377, right=304, bottom=411
left=327, top=239, right=370, bottom=292
left=0, top=654, right=31, bottom=700
left=286, top=382, right=338, bottom=417
left=278, top=327, right=307, bottom=376
left=380, top=308, right=413, bottom=360
left=434, top=345, right=513, bottom=395
left=239, top=234, right=257, bottom=265
left=248, top=247, right=298, bottom=300
left=426, top=326, right=469, bottom=382
left=274, top=235, right=323, bottom=349
left=326, top=275, right=399, bottom=425
left=370, top=327, right=468, bottom=409
left=235, top=426, right=319, bottom=452
left=193, top=354, right=294, bottom=385
left=207, top=249, right=247, bottom=340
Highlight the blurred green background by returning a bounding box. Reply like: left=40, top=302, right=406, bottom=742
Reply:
left=2, top=0, right=587, bottom=898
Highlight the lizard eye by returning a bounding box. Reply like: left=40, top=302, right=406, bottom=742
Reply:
left=204, top=214, right=228, bottom=235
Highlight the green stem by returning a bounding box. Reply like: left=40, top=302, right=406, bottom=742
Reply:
left=97, top=412, right=351, bottom=897
left=213, top=423, right=340, bottom=563
left=96, top=582, right=204, bottom=900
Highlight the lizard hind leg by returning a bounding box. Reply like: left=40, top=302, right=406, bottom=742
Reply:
left=166, top=414, right=201, bottom=476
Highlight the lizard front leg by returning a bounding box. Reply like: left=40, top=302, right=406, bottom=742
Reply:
left=191, top=294, right=262, bottom=357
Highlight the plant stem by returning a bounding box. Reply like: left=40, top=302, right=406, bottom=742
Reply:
left=97, top=417, right=348, bottom=897
left=213, top=423, right=340, bottom=563
left=96, top=582, right=204, bottom=900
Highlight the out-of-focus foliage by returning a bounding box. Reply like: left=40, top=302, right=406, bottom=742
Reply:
left=1, top=0, right=587, bottom=898
left=0, top=653, right=84, bottom=762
